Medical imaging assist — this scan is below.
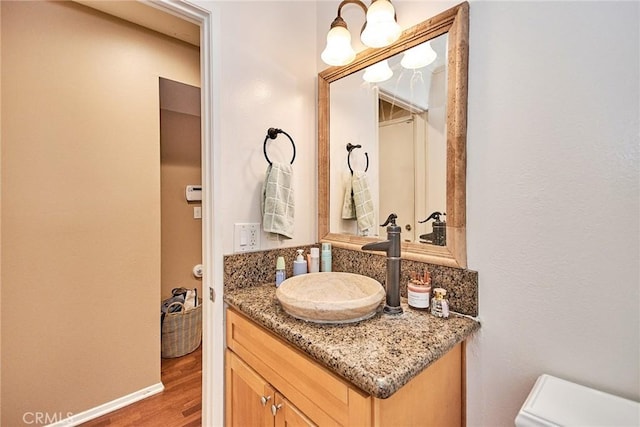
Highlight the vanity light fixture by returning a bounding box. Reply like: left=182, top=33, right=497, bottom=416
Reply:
left=400, top=42, right=437, bottom=69
left=361, top=40, right=439, bottom=83
left=362, top=60, right=393, bottom=83
left=321, top=0, right=401, bottom=66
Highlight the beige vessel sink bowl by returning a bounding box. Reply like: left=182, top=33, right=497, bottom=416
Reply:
left=275, top=272, right=385, bottom=324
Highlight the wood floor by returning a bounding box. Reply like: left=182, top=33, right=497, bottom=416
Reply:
left=82, top=346, right=202, bottom=427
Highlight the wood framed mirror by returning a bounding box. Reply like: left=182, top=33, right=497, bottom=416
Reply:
left=318, top=2, right=469, bottom=268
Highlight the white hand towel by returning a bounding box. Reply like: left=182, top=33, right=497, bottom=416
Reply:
left=262, top=162, right=294, bottom=239
left=352, top=171, right=375, bottom=233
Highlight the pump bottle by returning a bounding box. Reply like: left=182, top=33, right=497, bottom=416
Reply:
left=308, top=247, right=320, bottom=273
left=321, top=243, right=332, bottom=272
left=293, top=249, right=307, bottom=276
left=275, top=256, right=286, bottom=287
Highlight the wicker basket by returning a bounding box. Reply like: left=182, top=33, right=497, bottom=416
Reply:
left=161, top=300, right=202, bottom=358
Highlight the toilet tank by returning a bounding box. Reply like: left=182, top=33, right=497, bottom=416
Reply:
left=515, top=374, right=640, bottom=427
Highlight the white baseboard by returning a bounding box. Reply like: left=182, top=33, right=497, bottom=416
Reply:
left=47, top=382, right=164, bottom=426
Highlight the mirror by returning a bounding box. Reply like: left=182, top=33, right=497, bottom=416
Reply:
left=318, top=2, right=469, bottom=268
left=329, top=33, right=448, bottom=243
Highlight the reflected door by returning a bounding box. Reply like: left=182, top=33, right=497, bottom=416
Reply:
left=379, top=118, right=415, bottom=241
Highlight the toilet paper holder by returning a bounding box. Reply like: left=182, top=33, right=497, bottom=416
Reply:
left=192, top=264, right=203, bottom=278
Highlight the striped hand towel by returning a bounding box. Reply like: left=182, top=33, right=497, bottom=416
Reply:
left=341, top=176, right=356, bottom=220
left=352, top=171, right=375, bottom=233
left=261, top=162, right=294, bottom=239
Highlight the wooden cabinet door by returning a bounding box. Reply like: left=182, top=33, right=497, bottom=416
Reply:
left=227, top=308, right=366, bottom=426
left=273, top=393, right=317, bottom=427
left=226, top=350, right=274, bottom=427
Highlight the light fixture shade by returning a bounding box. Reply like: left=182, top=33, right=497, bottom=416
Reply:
left=360, top=0, right=401, bottom=48
left=321, top=25, right=357, bottom=66
left=400, top=42, right=437, bottom=69
left=363, top=60, right=393, bottom=83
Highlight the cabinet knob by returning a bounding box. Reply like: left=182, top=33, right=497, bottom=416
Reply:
left=271, top=403, right=283, bottom=416
left=260, top=395, right=271, bottom=406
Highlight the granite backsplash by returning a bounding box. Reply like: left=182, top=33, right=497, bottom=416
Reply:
left=224, top=246, right=478, bottom=316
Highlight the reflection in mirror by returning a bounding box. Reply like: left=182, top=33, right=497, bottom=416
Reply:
left=318, top=2, right=469, bottom=268
left=380, top=34, right=448, bottom=245
left=329, top=34, right=449, bottom=244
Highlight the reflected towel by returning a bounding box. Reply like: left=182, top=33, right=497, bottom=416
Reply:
left=352, top=171, right=375, bottom=232
left=261, top=162, right=294, bottom=239
left=341, top=177, right=356, bottom=219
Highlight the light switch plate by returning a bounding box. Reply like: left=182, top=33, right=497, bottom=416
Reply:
left=234, top=223, right=260, bottom=252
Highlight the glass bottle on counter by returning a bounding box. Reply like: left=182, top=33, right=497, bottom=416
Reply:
left=430, top=288, right=450, bottom=318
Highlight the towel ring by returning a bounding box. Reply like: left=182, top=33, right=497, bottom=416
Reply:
left=263, top=128, right=296, bottom=166
left=346, top=143, right=369, bottom=175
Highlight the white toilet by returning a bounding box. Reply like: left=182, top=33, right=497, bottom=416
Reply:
left=515, top=374, right=640, bottom=427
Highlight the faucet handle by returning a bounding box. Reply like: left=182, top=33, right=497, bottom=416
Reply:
left=381, top=213, right=398, bottom=227
left=419, top=211, right=445, bottom=224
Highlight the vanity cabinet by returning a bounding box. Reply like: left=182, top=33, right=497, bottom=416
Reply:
left=226, top=308, right=464, bottom=427
left=226, top=351, right=315, bottom=427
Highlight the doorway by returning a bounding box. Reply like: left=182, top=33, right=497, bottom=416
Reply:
left=159, top=77, right=203, bottom=419
left=149, top=2, right=223, bottom=425
left=159, top=78, right=203, bottom=306
left=94, top=1, right=223, bottom=424
left=379, top=113, right=416, bottom=241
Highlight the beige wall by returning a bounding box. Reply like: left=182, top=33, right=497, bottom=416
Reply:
left=160, top=109, right=202, bottom=300
left=0, top=1, right=199, bottom=425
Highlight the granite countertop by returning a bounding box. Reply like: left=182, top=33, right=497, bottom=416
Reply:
left=224, top=284, right=480, bottom=399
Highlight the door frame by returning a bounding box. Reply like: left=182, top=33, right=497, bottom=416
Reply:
left=149, top=1, right=222, bottom=425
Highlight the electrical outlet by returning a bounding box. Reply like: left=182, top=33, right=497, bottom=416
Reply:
left=234, top=223, right=260, bottom=252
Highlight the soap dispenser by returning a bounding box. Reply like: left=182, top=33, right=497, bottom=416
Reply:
left=418, top=211, right=447, bottom=246
left=275, top=256, right=286, bottom=287
left=293, top=249, right=307, bottom=276
left=321, top=243, right=332, bottom=272
left=309, top=247, right=320, bottom=273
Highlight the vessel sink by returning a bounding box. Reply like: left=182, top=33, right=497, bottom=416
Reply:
left=275, top=272, right=385, bottom=324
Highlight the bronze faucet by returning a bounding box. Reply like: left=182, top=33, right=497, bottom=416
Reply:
left=361, top=213, right=403, bottom=314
